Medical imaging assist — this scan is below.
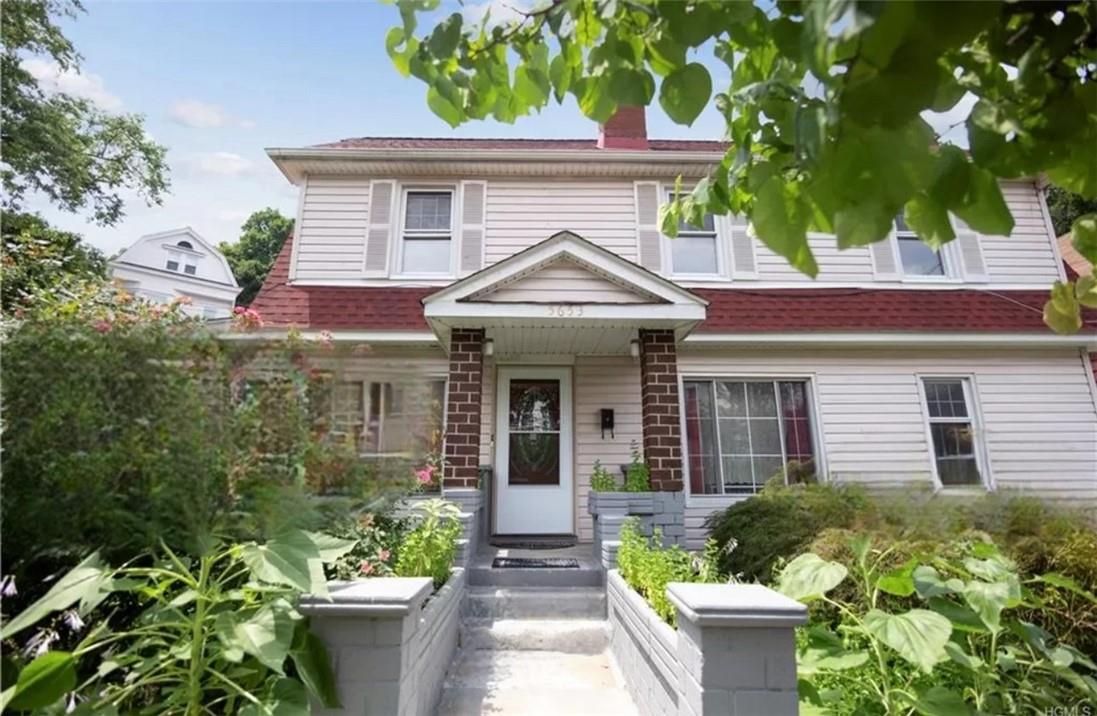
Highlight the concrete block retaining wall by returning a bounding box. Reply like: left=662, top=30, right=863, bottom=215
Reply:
left=300, top=568, right=466, bottom=716
left=606, top=570, right=805, bottom=716
left=590, top=491, right=685, bottom=569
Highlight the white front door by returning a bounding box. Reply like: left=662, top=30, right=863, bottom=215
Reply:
left=495, top=366, right=573, bottom=535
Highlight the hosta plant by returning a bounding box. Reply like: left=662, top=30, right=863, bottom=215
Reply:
left=777, top=535, right=1097, bottom=715
left=0, top=529, right=354, bottom=715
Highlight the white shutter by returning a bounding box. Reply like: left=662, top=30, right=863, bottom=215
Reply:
left=634, top=181, right=663, bottom=271
left=870, top=235, right=901, bottom=280
left=364, top=180, right=395, bottom=275
left=728, top=213, right=757, bottom=278
left=460, top=181, right=486, bottom=274
left=953, top=216, right=989, bottom=282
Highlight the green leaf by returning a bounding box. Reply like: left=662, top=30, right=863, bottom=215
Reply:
left=659, top=63, right=711, bottom=126
left=904, top=194, right=956, bottom=249
left=943, top=642, right=984, bottom=672
left=1, top=552, right=112, bottom=640
left=1035, top=573, right=1097, bottom=604
left=1076, top=274, right=1097, bottom=309
left=241, top=529, right=341, bottom=598
left=239, top=677, right=310, bottom=716
left=950, top=166, right=1014, bottom=237
left=877, top=558, right=918, bottom=597
left=864, top=608, right=951, bottom=673
left=900, top=686, right=974, bottom=716
left=914, top=566, right=964, bottom=599
left=1072, top=214, right=1097, bottom=264
left=426, top=13, right=463, bottom=58
left=645, top=33, right=686, bottom=77
left=7, top=652, right=76, bottom=711
left=426, top=86, right=462, bottom=128
left=963, top=580, right=1011, bottom=633
left=776, top=553, right=848, bottom=601
left=1044, top=280, right=1083, bottom=335
left=290, top=622, right=341, bottom=708
left=928, top=597, right=988, bottom=634
left=230, top=605, right=296, bottom=674
left=833, top=200, right=895, bottom=249
left=608, top=68, right=655, bottom=107
left=752, top=176, right=819, bottom=277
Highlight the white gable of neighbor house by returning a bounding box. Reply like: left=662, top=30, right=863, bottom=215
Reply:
left=470, top=257, right=661, bottom=304
left=109, top=227, right=240, bottom=319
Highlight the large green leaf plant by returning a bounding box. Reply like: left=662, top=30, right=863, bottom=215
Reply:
left=0, top=529, right=354, bottom=715
left=389, top=0, right=1097, bottom=333
left=777, top=536, right=1097, bottom=714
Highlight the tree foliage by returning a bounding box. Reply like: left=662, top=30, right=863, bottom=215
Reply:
left=389, top=0, right=1097, bottom=332
left=219, top=208, right=294, bottom=306
left=1, top=0, right=168, bottom=225
left=1, top=211, right=106, bottom=312
left=1047, top=185, right=1097, bottom=237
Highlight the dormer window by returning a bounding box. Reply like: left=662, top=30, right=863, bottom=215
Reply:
left=895, top=215, right=946, bottom=277
left=177, top=240, right=194, bottom=250
left=399, top=189, right=453, bottom=274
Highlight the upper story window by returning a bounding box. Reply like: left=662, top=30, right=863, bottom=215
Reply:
left=166, top=257, right=180, bottom=272
left=400, top=189, right=453, bottom=274
left=665, top=189, right=719, bottom=276
left=166, top=246, right=198, bottom=275
left=895, top=215, right=947, bottom=278
left=683, top=378, right=817, bottom=495
left=921, top=377, right=985, bottom=488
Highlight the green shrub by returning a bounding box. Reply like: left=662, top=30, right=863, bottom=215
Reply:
left=704, top=481, right=871, bottom=581
left=325, top=509, right=409, bottom=580
left=590, top=460, right=618, bottom=492
left=777, top=534, right=1097, bottom=714
left=616, top=519, right=720, bottom=625
left=394, top=499, right=463, bottom=588
left=623, top=444, right=650, bottom=492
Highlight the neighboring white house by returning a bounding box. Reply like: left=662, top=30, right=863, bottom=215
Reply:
left=249, top=107, right=1097, bottom=548
left=110, top=228, right=240, bottom=319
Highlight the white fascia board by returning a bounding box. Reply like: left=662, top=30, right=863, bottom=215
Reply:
left=218, top=329, right=440, bottom=343
left=684, top=332, right=1097, bottom=349
left=426, top=301, right=707, bottom=323
left=266, top=146, right=724, bottom=165
left=424, top=232, right=707, bottom=308
left=110, top=262, right=240, bottom=297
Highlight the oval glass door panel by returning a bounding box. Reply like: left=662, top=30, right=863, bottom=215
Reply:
left=508, top=379, right=560, bottom=485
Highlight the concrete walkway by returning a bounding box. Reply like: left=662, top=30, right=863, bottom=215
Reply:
left=436, top=649, right=638, bottom=715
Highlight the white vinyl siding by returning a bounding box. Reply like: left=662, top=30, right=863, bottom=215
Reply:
left=484, top=180, right=639, bottom=266
left=295, top=176, right=370, bottom=280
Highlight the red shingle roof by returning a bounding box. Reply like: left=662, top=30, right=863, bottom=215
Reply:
left=251, top=234, right=1095, bottom=334
left=313, top=137, right=729, bottom=152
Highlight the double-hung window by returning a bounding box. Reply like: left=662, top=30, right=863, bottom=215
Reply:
left=665, top=189, right=719, bottom=276
left=400, top=189, right=453, bottom=274
left=329, top=379, right=446, bottom=456
left=921, top=378, right=984, bottom=487
left=683, top=378, right=817, bottom=495
left=895, top=214, right=948, bottom=278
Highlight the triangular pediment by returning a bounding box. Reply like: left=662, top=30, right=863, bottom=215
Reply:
left=469, top=256, right=662, bottom=304
left=423, top=231, right=707, bottom=310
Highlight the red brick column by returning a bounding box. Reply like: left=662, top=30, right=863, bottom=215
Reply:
left=639, top=329, right=683, bottom=491
left=444, top=328, right=484, bottom=489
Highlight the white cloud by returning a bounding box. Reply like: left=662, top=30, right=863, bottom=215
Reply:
left=216, top=208, right=252, bottom=223
left=169, top=99, right=255, bottom=129
left=192, top=152, right=254, bottom=176
left=21, top=58, right=123, bottom=111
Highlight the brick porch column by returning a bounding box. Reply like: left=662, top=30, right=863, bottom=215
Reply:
left=443, top=328, right=484, bottom=489
left=639, top=329, right=683, bottom=491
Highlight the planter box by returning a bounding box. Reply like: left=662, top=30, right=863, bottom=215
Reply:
left=300, top=568, right=466, bottom=716
left=606, top=570, right=805, bottom=716
left=588, top=491, right=685, bottom=568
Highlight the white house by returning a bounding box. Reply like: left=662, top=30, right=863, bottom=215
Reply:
left=110, top=227, right=240, bottom=319
left=249, top=107, right=1097, bottom=548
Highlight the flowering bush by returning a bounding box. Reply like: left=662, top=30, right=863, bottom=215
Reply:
left=325, top=511, right=409, bottom=580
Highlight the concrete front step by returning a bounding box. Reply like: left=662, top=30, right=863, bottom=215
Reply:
left=463, top=586, right=606, bottom=620
left=461, top=618, right=609, bottom=654
left=437, top=649, right=638, bottom=715
left=468, top=564, right=603, bottom=588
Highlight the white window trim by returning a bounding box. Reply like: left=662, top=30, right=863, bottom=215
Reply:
left=659, top=185, right=729, bottom=282
left=677, top=372, right=827, bottom=501
left=392, top=185, right=458, bottom=279
left=891, top=221, right=963, bottom=284
left=915, top=373, right=993, bottom=492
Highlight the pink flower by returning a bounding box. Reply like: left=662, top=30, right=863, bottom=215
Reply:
left=415, top=465, right=435, bottom=484
left=377, top=549, right=391, bottom=562
left=93, top=320, right=112, bottom=334
left=360, top=561, right=375, bottom=576
left=234, top=306, right=246, bottom=315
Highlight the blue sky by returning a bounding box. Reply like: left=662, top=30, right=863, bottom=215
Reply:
left=31, top=0, right=732, bottom=254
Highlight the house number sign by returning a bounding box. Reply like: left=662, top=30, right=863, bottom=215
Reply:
left=546, top=305, right=584, bottom=317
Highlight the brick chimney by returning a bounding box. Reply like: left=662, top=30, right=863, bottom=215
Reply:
left=598, top=106, right=649, bottom=150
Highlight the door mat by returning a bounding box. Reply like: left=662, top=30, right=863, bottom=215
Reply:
left=489, top=538, right=576, bottom=550
left=492, top=557, right=580, bottom=569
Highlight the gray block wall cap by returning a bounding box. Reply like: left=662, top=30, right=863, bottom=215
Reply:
left=298, top=577, right=433, bottom=617
left=667, top=583, right=808, bottom=628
